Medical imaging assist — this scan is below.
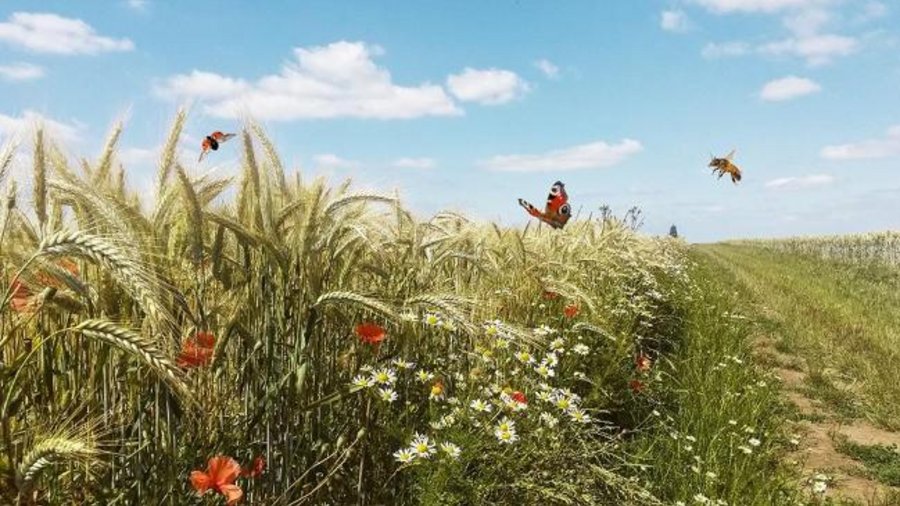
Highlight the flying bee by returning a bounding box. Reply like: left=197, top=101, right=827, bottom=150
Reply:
left=708, top=149, right=742, bottom=184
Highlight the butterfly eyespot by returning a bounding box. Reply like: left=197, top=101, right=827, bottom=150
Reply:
left=560, top=203, right=571, bottom=216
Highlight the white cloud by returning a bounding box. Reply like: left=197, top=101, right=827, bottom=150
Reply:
left=765, top=174, right=835, bottom=188
left=126, top=0, right=149, bottom=11
left=0, top=110, right=83, bottom=144
left=691, top=0, right=825, bottom=14
left=0, top=62, right=44, bottom=81
left=533, top=59, right=559, bottom=79
left=759, top=75, right=821, bottom=101
left=702, top=41, right=752, bottom=58
left=759, top=33, right=857, bottom=65
left=821, top=125, right=900, bottom=160
left=661, top=10, right=691, bottom=32
left=392, top=157, right=435, bottom=169
left=118, top=146, right=157, bottom=166
left=0, top=12, right=134, bottom=54
left=446, top=68, right=529, bottom=105
left=313, top=153, right=359, bottom=170
left=479, top=138, right=642, bottom=172
left=157, top=41, right=460, bottom=120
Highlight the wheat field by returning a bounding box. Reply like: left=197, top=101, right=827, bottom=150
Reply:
left=2, top=112, right=748, bottom=505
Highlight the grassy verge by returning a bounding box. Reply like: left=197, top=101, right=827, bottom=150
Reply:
left=630, top=251, right=798, bottom=505
left=696, top=244, right=900, bottom=430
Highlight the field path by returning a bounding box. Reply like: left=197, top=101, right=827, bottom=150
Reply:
left=695, top=244, right=900, bottom=505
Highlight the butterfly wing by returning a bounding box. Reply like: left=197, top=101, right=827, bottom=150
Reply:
left=518, top=198, right=542, bottom=218
left=542, top=181, right=571, bottom=228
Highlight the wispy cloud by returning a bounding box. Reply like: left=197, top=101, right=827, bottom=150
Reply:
left=661, top=10, right=691, bottom=32
left=821, top=125, right=900, bottom=160
left=533, top=59, right=559, bottom=79
left=702, top=41, right=752, bottom=58
left=479, top=138, right=642, bottom=172
left=313, top=153, right=360, bottom=170
left=0, top=109, right=84, bottom=144
left=126, top=0, right=149, bottom=11
left=392, top=157, right=435, bottom=169
left=759, top=75, right=821, bottom=101
left=156, top=41, right=461, bottom=120
left=765, top=174, right=835, bottom=189
left=0, top=62, right=44, bottom=81
left=691, top=0, right=826, bottom=14
left=0, top=12, right=134, bottom=54
left=446, top=67, right=529, bottom=105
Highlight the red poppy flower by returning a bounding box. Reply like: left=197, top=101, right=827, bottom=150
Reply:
left=542, top=290, right=559, bottom=300
left=355, top=323, right=386, bottom=346
left=177, top=331, right=216, bottom=368
left=190, top=456, right=243, bottom=505
left=36, top=259, right=80, bottom=288
left=241, top=456, right=265, bottom=478
left=510, top=391, right=527, bottom=405
left=635, top=353, right=652, bottom=373
left=9, top=279, right=32, bottom=313
left=629, top=379, right=645, bottom=394
left=564, top=304, right=579, bottom=318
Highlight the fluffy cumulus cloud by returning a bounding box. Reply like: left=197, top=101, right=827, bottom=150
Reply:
left=702, top=41, right=752, bottom=58
left=157, top=41, right=461, bottom=120
left=661, top=10, right=691, bottom=32
left=392, top=157, right=435, bottom=169
left=479, top=139, right=642, bottom=172
left=821, top=125, right=900, bottom=160
left=0, top=62, right=44, bottom=81
left=446, top=68, right=529, bottom=105
left=759, top=75, right=821, bottom=101
left=765, top=174, right=835, bottom=189
left=0, top=12, right=134, bottom=54
left=533, top=59, right=559, bottom=79
left=0, top=109, right=84, bottom=144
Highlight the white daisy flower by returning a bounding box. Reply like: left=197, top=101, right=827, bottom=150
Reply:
left=416, top=370, right=435, bottom=383
left=568, top=407, right=591, bottom=423
left=748, top=437, right=761, bottom=447
left=391, top=359, right=416, bottom=370
left=573, top=344, right=590, bottom=355
left=470, top=399, right=493, bottom=413
left=378, top=388, right=398, bottom=403
left=549, top=338, right=565, bottom=352
left=535, top=364, right=555, bottom=379
left=410, top=433, right=436, bottom=459
left=439, top=442, right=461, bottom=460
left=393, top=448, right=416, bottom=463
left=371, top=368, right=397, bottom=385
left=540, top=412, right=559, bottom=428
left=424, top=313, right=440, bottom=326
left=352, top=375, right=375, bottom=389
left=515, top=351, right=535, bottom=364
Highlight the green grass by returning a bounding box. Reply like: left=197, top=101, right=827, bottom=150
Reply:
left=696, top=243, right=900, bottom=430
left=629, top=252, right=799, bottom=506
left=836, top=439, right=900, bottom=488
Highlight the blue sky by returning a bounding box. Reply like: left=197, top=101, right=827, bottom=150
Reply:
left=0, top=0, right=898, bottom=242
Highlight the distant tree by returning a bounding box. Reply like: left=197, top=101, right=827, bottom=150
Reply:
left=669, top=225, right=678, bottom=238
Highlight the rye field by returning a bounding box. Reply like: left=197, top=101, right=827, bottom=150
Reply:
left=1, top=116, right=898, bottom=505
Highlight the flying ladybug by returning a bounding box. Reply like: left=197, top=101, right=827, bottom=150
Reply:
left=709, top=149, right=742, bottom=184
left=198, top=131, right=236, bottom=162
left=518, top=181, right=572, bottom=229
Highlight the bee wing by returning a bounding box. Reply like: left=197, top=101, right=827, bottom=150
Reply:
left=219, top=133, right=237, bottom=143
left=725, top=149, right=736, bottom=161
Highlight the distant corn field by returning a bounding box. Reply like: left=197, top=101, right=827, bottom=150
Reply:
left=731, top=232, right=900, bottom=267
left=0, top=111, right=691, bottom=505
